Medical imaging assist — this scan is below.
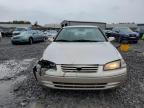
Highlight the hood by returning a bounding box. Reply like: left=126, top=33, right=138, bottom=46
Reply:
left=12, top=35, right=22, bottom=38
left=42, top=42, right=122, bottom=65
left=120, top=31, right=139, bottom=36
left=13, top=31, right=21, bottom=33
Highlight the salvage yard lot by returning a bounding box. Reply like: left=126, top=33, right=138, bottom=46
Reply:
left=0, top=37, right=144, bottom=108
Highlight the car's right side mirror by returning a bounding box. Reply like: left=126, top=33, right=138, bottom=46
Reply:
left=108, top=37, right=115, bottom=42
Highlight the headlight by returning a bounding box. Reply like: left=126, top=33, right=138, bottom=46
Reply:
left=104, top=60, right=123, bottom=71
left=35, top=60, right=57, bottom=76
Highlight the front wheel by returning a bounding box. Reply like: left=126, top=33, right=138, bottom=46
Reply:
left=43, top=37, right=47, bottom=42
left=134, top=41, right=138, bottom=44
left=118, top=37, right=122, bottom=43
left=29, top=38, right=33, bottom=45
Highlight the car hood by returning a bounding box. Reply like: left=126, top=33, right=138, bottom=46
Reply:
left=13, top=31, right=21, bottom=33
left=42, top=42, right=122, bottom=65
left=121, top=32, right=139, bottom=36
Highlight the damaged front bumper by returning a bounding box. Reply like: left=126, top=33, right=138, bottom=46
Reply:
left=33, top=62, right=127, bottom=90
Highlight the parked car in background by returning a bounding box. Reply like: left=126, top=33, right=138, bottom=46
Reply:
left=136, top=28, right=144, bottom=39
left=11, top=30, right=47, bottom=45
left=12, top=28, right=26, bottom=36
left=103, top=30, right=114, bottom=38
left=44, top=30, right=58, bottom=41
left=33, top=26, right=127, bottom=90
left=112, top=27, right=139, bottom=43
left=1, top=29, right=14, bottom=37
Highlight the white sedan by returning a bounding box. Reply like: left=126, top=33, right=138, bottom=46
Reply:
left=33, top=26, right=127, bottom=90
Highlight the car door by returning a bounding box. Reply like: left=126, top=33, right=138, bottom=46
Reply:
left=38, top=31, right=44, bottom=41
left=33, top=31, right=40, bottom=41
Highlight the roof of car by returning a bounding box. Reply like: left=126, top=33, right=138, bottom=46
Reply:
left=63, top=25, right=98, bottom=28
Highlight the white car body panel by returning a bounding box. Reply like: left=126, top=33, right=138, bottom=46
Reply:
left=42, top=42, right=122, bottom=65
left=34, top=26, right=127, bottom=90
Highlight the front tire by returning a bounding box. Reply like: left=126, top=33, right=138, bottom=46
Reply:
left=118, top=37, right=122, bottom=43
left=43, top=37, right=47, bottom=42
left=29, top=38, right=33, bottom=45
left=134, top=41, right=138, bottom=44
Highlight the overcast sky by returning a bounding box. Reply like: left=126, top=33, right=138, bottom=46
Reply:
left=0, top=0, right=143, bottom=25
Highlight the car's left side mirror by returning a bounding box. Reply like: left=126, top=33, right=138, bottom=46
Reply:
left=108, top=37, right=115, bottom=42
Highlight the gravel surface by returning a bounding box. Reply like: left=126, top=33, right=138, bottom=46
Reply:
left=0, top=38, right=144, bottom=108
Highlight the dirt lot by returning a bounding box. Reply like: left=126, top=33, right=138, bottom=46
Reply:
left=0, top=37, right=144, bottom=108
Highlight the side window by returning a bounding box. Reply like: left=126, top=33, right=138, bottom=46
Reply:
left=32, top=31, right=37, bottom=36
left=113, top=28, right=119, bottom=33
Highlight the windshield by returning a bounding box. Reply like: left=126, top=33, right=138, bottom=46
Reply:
left=15, top=28, right=26, bottom=31
left=55, top=27, right=106, bottom=42
left=19, top=31, right=31, bottom=36
left=119, top=28, right=133, bottom=34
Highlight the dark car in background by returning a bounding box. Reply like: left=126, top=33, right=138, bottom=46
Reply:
left=11, top=30, right=47, bottom=45
left=103, top=30, right=114, bottom=38
left=112, top=27, right=139, bottom=43
left=1, top=29, right=14, bottom=37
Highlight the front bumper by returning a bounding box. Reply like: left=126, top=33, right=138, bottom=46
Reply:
left=34, top=67, right=127, bottom=90
left=11, top=38, right=29, bottom=44
left=122, top=36, right=139, bottom=42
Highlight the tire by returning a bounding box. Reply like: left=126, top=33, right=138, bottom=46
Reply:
left=11, top=41, right=16, bottom=45
left=43, top=37, right=47, bottom=42
left=118, top=37, right=122, bottom=43
left=134, top=41, right=138, bottom=44
left=29, top=38, right=33, bottom=45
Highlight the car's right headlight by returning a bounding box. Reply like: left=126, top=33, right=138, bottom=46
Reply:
left=103, top=59, right=126, bottom=71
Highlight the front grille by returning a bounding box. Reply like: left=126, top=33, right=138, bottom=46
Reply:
left=13, top=37, right=20, bottom=39
left=53, top=82, right=107, bottom=89
left=53, top=82, right=107, bottom=85
left=129, top=34, right=136, bottom=37
left=55, top=85, right=105, bottom=88
left=61, top=64, right=99, bottom=73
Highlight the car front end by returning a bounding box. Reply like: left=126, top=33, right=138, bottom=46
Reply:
left=33, top=59, right=127, bottom=90
left=121, top=33, right=139, bottom=42
left=11, top=35, right=29, bottom=44
left=33, top=26, right=127, bottom=90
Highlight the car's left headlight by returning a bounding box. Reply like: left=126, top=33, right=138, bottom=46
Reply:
left=103, top=59, right=126, bottom=71
left=33, top=60, right=57, bottom=77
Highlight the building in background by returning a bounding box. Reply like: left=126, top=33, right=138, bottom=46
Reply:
left=0, top=21, right=32, bottom=37
left=0, top=23, right=31, bottom=29
left=44, top=24, right=61, bottom=31
left=61, top=20, right=106, bottom=30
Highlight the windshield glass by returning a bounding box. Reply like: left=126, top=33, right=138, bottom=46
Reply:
left=55, top=27, right=106, bottom=42
left=15, top=28, right=26, bottom=31
left=19, top=31, right=31, bottom=36
left=120, top=28, right=133, bottom=33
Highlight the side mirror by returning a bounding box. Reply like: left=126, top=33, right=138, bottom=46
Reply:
left=108, top=37, right=115, bottom=42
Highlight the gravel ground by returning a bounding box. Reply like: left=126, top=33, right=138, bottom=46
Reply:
left=0, top=38, right=144, bottom=108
